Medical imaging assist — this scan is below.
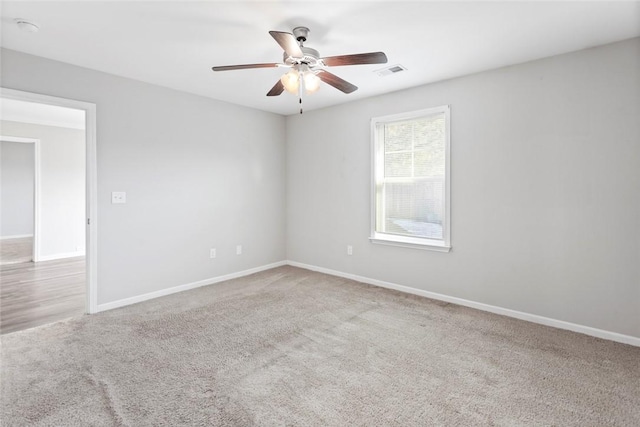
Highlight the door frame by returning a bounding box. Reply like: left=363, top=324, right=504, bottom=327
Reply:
left=0, top=135, right=41, bottom=262
left=1, top=87, right=98, bottom=314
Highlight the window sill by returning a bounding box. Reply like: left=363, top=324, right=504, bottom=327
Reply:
left=369, top=234, right=451, bottom=252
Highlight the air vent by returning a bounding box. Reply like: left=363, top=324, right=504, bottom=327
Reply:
left=375, top=64, right=407, bottom=77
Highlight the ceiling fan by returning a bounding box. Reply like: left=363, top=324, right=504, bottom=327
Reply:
left=212, top=27, right=388, bottom=112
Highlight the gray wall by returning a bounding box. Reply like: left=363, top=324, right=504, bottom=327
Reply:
left=3, top=38, right=638, bottom=338
left=1, top=48, right=286, bottom=305
left=1, top=121, right=85, bottom=258
left=286, top=38, right=640, bottom=338
left=1, top=141, right=34, bottom=237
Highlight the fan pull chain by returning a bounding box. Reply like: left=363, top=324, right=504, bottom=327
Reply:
left=298, top=74, right=304, bottom=114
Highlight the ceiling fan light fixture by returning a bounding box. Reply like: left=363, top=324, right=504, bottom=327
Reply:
left=212, top=27, right=388, bottom=105
left=280, top=69, right=299, bottom=93
left=303, top=71, right=320, bottom=94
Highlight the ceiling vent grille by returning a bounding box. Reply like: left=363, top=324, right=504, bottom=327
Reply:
left=375, top=64, right=407, bottom=77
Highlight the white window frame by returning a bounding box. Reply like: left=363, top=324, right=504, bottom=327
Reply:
left=370, top=105, right=451, bottom=252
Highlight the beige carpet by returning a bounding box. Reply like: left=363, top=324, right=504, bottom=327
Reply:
left=1, top=266, right=639, bottom=426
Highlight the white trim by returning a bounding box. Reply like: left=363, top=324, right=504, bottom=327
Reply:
left=0, top=135, right=41, bottom=261
left=2, top=97, right=85, bottom=129
left=370, top=105, right=451, bottom=252
left=0, top=234, right=34, bottom=240
left=370, top=235, right=451, bottom=252
left=1, top=115, right=84, bottom=130
left=33, top=139, right=42, bottom=261
left=37, top=251, right=86, bottom=262
left=97, top=261, right=287, bottom=312
left=1, top=88, right=98, bottom=314
left=0, top=135, right=38, bottom=144
left=85, top=102, right=98, bottom=314
left=286, top=261, right=640, bottom=347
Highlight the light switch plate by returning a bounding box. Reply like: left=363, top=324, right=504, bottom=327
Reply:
left=111, top=191, right=126, bottom=204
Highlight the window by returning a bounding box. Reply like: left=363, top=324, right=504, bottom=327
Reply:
left=370, top=106, right=450, bottom=251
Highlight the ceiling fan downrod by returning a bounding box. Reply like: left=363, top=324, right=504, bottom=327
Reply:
left=293, top=26, right=310, bottom=46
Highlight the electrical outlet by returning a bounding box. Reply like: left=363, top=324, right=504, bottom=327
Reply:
left=111, top=191, right=126, bottom=204
left=347, top=245, right=353, bottom=255
left=236, top=245, right=242, bottom=255
left=210, top=248, right=216, bottom=259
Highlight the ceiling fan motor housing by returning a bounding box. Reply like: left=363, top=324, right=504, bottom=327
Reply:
left=283, top=46, right=320, bottom=67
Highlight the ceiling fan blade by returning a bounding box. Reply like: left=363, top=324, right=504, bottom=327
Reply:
left=266, top=80, right=285, bottom=97
left=212, top=63, right=279, bottom=72
left=317, top=70, right=358, bottom=94
left=269, top=31, right=303, bottom=58
left=321, top=52, right=388, bottom=67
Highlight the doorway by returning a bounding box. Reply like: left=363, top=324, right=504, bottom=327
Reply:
left=0, top=135, right=38, bottom=265
left=0, top=88, right=97, bottom=334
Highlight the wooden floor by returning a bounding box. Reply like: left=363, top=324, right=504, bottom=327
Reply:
left=1, top=257, right=86, bottom=335
left=1, top=237, right=33, bottom=265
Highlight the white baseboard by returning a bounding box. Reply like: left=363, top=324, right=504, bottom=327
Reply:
left=97, top=261, right=287, bottom=312
left=91, top=258, right=639, bottom=347
left=287, top=260, right=640, bottom=347
left=1, top=234, right=33, bottom=240
left=37, top=251, right=86, bottom=262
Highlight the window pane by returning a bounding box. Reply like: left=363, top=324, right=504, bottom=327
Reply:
left=382, top=179, right=444, bottom=240
left=384, top=152, right=412, bottom=177
left=414, top=115, right=445, bottom=150
left=384, top=121, right=414, bottom=152
left=414, top=150, right=445, bottom=177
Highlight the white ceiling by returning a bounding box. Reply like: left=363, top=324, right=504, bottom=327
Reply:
left=1, top=1, right=639, bottom=116
left=1, top=98, right=86, bottom=130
